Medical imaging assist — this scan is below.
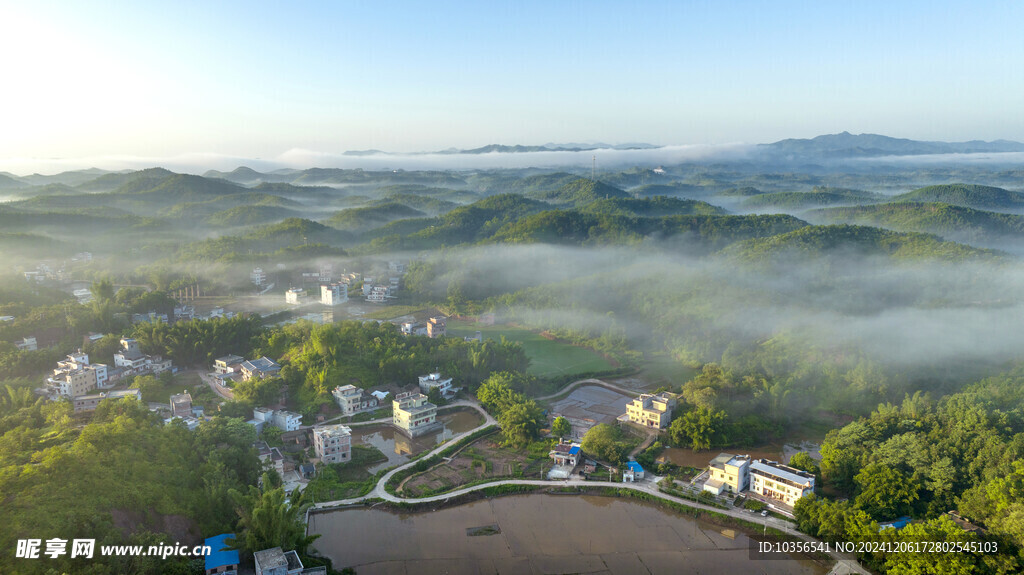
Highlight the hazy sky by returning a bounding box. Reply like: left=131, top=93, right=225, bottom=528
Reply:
left=2, top=0, right=1022, bottom=168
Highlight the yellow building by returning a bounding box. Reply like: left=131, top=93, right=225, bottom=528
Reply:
left=704, top=453, right=750, bottom=495
left=393, top=391, right=438, bottom=437
left=749, top=459, right=815, bottom=505
left=625, top=392, right=677, bottom=429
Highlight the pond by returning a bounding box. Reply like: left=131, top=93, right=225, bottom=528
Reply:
left=308, top=494, right=828, bottom=574
left=352, top=408, right=484, bottom=473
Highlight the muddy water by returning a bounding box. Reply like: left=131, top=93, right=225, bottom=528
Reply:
left=308, top=494, right=828, bottom=574
left=661, top=441, right=823, bottom=470
left=353, top=409, right=484, bottom=473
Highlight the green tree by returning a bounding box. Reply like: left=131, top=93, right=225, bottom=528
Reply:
left=669, top=407, right=725, bottom=451
left=90, top=279, right=115, bottom=302
left=854, top=463, right=919, bottom=519
left=551, top=416, right=571, bottom=440
left=581, top=423, right=627, bottom=464
left=228, top=485, right=318, bottom=555
left=789, top=451, right=819, bottom=475
left=498, top=400, right=544, bottom=448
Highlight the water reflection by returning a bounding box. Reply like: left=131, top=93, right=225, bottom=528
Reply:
left=353, top=409, right=484, bottom=473
left=308, top=494, right=827, bottom=575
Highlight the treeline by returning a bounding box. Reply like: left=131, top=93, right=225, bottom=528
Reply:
left=795, top=369, right=1024, bottom=573
left=0, top=398, right=262, bottom=574
left=263, top=320, right=529, bottom=416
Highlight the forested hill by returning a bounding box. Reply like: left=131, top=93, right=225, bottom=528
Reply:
left=891, top=184, right=1024, bottom=211
left=723, top=224, right=1002, bottom=263
left=742, top=188, right=886, bottom=211
left=807, top=202, right=1024, bottom=247
left=527, top=178, right=631, bottom=205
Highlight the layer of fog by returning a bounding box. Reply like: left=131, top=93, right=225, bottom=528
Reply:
left=404, top=243, right=1024, bottom=372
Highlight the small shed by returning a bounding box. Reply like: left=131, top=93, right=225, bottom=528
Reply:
left=623, top=461, right=645, bottom=482
left=204, top=533, right=239, bottom=575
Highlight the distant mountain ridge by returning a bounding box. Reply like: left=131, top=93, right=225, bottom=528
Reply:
left=762, top=132, right=1024, bottom=159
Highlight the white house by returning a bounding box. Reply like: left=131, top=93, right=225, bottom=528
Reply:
left=285, top=287, right=306, bottom=305
left=320, top=282, right=348, bottom=306
left=417, top=372, right=454, bottom=397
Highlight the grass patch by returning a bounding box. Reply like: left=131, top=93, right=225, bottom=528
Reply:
left=305, top=444, right=389, bottom=500
left=361, top=305, right=431, bottom=320
left=448, top=319, right=613, bottom=378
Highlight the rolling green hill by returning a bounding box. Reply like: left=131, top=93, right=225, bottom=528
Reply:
left=527, top=178, right=631, bottom=204
left=742, top=187, right=885, bottom=210
left=204, top=205, right=302, bottom=227
left=890, top=184, right=1024, bottom=211
left=808, top=202, right=1024, bottom=247
left=724, top=224, right=999, bottom=263
left=325, top=203, right=426, bottom=232
left=579, top=196, right=727, bottom=217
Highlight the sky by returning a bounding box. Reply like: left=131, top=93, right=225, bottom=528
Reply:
left=1, top=1, right=1022, bottom=172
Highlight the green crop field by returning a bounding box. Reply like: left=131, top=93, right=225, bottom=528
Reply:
left=448, top=319, right=613, bottom=378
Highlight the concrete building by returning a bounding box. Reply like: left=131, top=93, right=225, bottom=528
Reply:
left=624, top=392, right=677, bottom=430
left=73, top=389, right=143, bottom=413
left=704, top=453, right=751, bottom=495
left=417, top=372, right=454, bottom=397
left=113, top=338, right=173, bottom=377
left=320, top=282, right=348, bottom=306
left=426, top=316, right=446, bottom=338
left=170, top=392, right=193, bottom=419
left=251, top=267, right=267, bottom=287
left=749, top=459, right=815, bottom=505
left=254, top=546, right=310, bottom=575
left=239, top=357, right=280, bottom=380
left=312, top=424, right=352, bottom=464
left=623, top=461, right=645, bottom=482
left=400, top=321, right=427, bottom=336
left=331, top=384, right=379, bottom=416
left=392, top=391, right=438, bottom=437
left=15, top=336, right=37, bottom=351
left=213, top=355, right=245, bottom=374
left=366, top=285, right=390, bottom=303
left=549, top=441, right=581, bottom=467
left=272, top=410, right=302, bottom=432
left=285, top=287, right=306, bottom=305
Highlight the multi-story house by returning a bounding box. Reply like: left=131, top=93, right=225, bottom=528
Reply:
left=749, top=459, right=815, bottom=505
left=285, top=287, right=306, bottom=305
left=426, top=316, right=446, bottom=338
left=393, top=392, right=438, bottom=437
left=320, top=282, right=348, bottom=306
left=170, top=392, right=193, bottom=419
left=417, top=372, right=454, bottom=397
left=312, top=424, right=352, bottom=464
left=332, top=385, right=379, bottom=415
left=239, top=357, right=280, bottom=380
left=213, top=355, right=245, bottom=374
left=704, top=453, right=751, bottom=495
left=624, top=391, right=677, bottom=430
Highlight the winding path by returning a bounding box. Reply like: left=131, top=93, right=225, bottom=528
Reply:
left=307, top=386, right=869, bottom=575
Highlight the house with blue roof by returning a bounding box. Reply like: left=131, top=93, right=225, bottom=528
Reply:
left=623, top=461, right=645, bottom=482
left=549, top=441, right=582, bottom=467
left=204, top=533, right=239, bottom=575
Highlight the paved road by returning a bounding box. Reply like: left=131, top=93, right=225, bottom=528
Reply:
left=309, top=401, right=484, bottom=429
left=308, top=390, right=870, bottom=575
left=199, top=371, right=234, bottom=400
left=534, top=377, right=642, bottom=402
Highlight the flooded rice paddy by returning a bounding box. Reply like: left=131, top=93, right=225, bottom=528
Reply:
left=309, top=494, right=828, bottom=574
left=352, top=409, right=483, bottom=473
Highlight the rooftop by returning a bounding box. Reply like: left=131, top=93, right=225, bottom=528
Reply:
left=627, top=461, right=644, bottom=473
left=204, top=533, right=239, bottom=571
left=254, top=547, right=287, bottom=569
left=750, top=459, right=814, bottom=487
